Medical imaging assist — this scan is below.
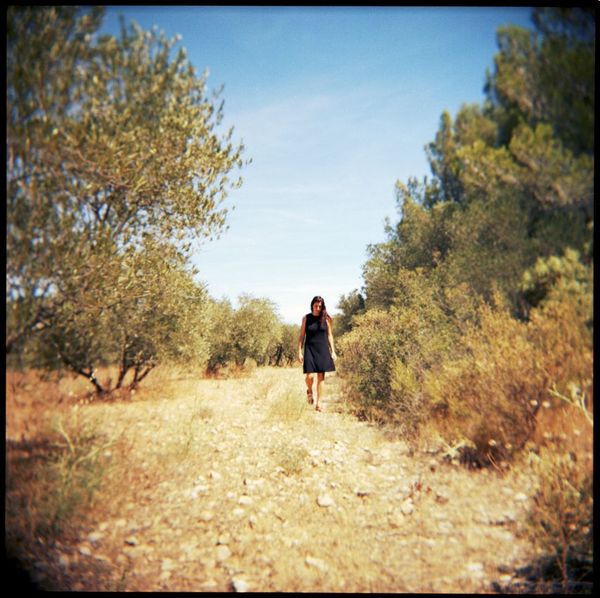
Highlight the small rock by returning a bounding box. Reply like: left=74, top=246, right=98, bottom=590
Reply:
left=499, top=511, right=517, bottom=524
left=238, top=495, right=252, bottom=505
left=190, top=485, right=209, bottom=499
left=514, top=493, right=528, bottom=502
left=124, top=536, right=139, bottom=546
left=78, top=544, right=92, bottom=556
left=305, top=556, right=328, bottom=572
left=244, top=477, right=265, bottom=488
left=317, top=494, right=335, bottom=507
left=161, top=558, right=175, bottom=571
left=232, top=508, right=245, bottom=517
left=231, top=578, right=249, bottom=592
left=88, top=531, right=104, bottom=544
left=466, top=562, right=484, bottom=574
left=435, top=491, right=449, bottom=504
left=216, top=545, right=232, bottom=562
left=209, top=470, right=222, bottom=480
left=199, top=510, right=215, bottom=522
left=218, top=533, right=231, bottom=545
left=400, top=499, right=414, bottom=516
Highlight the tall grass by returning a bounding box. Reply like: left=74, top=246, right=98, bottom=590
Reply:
left=6, top=410, right=112, bottom=551
left=267, top=388, right=308, bottom=424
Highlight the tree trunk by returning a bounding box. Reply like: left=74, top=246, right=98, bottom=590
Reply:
left=128, top=363, right=155, bottom=391
left=57, top=349, right=106, bottom=394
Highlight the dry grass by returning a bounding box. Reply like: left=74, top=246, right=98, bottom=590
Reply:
left=5, top=365, right=591, bottom=592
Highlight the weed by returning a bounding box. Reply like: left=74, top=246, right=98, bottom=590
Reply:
left=273, top=441, right=310, bottom=476
left=6, top=411, right=112, bottom=550
left=179, top=396, right=214, bottom=457
left=521, top=396, right=593, bottom=592
left=267, top=388, right=307, bottom=424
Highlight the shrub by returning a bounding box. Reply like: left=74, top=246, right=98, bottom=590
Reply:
left=338, top=271, right=459, bottom=436
left=267, top=388, right=307, bottom=424
left=524, top=432, right=593, bottom=591
left=6, top=412, right=111, bottom=550
left=424, top=296, right=545, bottom=465
left=424, top=249, right=592, bottom=467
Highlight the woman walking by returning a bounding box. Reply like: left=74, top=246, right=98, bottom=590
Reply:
left=298, top=296, right=337, bottom=412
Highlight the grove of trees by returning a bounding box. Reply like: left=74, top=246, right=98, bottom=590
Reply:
left=6, top=6, right=298, bottom=391
left=334, top=7, right=593, bottom=587
left=336, top=6, right=593, bottom=446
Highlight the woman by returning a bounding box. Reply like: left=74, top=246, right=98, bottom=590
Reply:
left=298, top=296, right=337, bottom=412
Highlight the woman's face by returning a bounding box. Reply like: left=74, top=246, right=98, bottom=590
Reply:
left=312, top=301, right=323, bottom=315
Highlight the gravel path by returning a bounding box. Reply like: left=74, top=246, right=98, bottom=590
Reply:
left=13, top=367, right=539, bottom=592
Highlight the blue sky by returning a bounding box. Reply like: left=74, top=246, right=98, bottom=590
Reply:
left=102, top=6, right=533, bottom=324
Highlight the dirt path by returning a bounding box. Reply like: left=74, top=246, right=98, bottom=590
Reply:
left=11, top=367, right=540, bottom=592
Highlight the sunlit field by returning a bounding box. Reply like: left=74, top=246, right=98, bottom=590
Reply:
left=6, top=366, right=592, bottom=592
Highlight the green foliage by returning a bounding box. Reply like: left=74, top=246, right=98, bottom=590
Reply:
left=6, top=6, right=246, bottom=390
left=339, top=273, right=459, bottom=436
left=424, top=297, right=545, bottom=464
left=340, top=8, right=593, bottom=484
left=270, top=323, right=301, bottom=367
left=335, top=289, right=365, bottom=336
left=233, top=295, right=283, bottom=366
left=486, top=8, right=595, bottom=154
left=525, top=442, right=593, bottom=591
left=205, top=295, right=284, bottom=373
left=6, top=413, right=112, bottom=545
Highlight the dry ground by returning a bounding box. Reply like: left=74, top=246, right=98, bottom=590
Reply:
left=6, top=366, right=544, bottom=592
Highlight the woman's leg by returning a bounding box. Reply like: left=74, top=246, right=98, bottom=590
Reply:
left=315, top=373, right=325, bottom=410
left=305, top=373, right=314, bottom=400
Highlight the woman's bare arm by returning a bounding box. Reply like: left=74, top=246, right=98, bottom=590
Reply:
left=298, top=315, right=307, bottom=362
left=327, top=317, right=337, bottom=361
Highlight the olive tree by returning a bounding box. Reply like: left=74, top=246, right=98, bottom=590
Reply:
left=6, top=6, right=245, bottom=389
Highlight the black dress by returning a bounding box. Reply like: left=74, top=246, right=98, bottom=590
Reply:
left=303, top=313, right=335, bottom=374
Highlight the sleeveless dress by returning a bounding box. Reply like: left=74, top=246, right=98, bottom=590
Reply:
left=303, top=313, right=336, bottom=374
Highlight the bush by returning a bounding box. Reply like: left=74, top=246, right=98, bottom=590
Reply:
left=524, top=430, right=593, bottom=591
left=424, top=251, right=592, bottom=467
left=6, top=412, right=111, bottom=551
left=424, top=297, right=544, bottom=465
left=338, top=272, right=459, bottom=436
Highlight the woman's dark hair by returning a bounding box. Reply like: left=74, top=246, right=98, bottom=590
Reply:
left=311, top=296, right=331, bottom=327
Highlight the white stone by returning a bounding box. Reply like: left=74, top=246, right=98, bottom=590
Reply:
left=466, top=562, right=484, bottom=573
left=305, top=556, right=328, bottom=572
left=317, top=494, right=335, bottom=507
left=400, top=499, right=414, bottom=516
left=199, top=510, right=214, bottom=522
left=161, top=558, right=175, bottom=571
left=232, top=578, right=249, bottom=592
left=190, top=485, right=209, bottom=499
left=88, top=532, right=103, bottom=543
left=216, top=545, right=232, bottom=561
